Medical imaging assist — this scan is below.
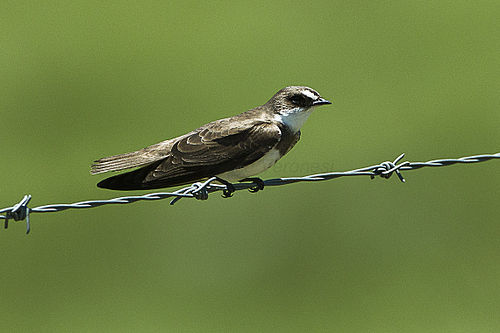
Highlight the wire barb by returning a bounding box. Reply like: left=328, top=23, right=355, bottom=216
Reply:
left=1, top=152, right=499, bottom=234
left=3, top=195, right=32, bottom=234
left=370, top=153, right=409, bottom=182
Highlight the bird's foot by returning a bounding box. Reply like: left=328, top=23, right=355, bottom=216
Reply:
left=240, top=177, right=265, bottom=193
left=215, top=177, right=236, bottom=198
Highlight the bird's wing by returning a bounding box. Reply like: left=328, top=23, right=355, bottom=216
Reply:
left=141, top=120, right=282, bottom=187
left=90, top=115, right=275, bottom=175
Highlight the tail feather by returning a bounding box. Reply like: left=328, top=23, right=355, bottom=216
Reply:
left=96, top=162, right=161, bottom=190
left=96, top=161, right=197, bottom=190
left=91, top=149, right=168, bottom=174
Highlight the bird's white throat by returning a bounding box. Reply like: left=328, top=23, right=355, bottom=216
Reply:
left=275, top=107, right=314, bottom=132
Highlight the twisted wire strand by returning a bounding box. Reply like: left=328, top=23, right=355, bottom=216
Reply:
left=1, top=152, right=499, bottom=234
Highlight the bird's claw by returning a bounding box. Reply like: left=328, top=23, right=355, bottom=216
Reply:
left=221, top=183, right=235, bottom=198
left=215, top=177, right=236, bottom=198
left=241, top=178, right=265, bottom=193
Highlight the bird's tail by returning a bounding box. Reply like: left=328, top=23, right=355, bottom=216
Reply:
left=96, top=162, right=161, bottom=190
left=91, top=147, right=165, bottom=175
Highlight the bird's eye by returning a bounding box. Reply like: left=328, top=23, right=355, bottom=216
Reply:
left=290, top=94, right=306, bottom=106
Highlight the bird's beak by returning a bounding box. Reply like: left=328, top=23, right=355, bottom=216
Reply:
left=313, top=97, right=332, bottom=106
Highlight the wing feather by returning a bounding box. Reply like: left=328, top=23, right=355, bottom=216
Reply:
left=147, top=121, right=281, bottom=179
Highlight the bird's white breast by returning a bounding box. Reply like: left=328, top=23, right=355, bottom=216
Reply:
left=216, top=148, right=282, bottom=182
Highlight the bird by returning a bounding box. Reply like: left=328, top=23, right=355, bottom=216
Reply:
left=91, top=86, right=331, bottom=195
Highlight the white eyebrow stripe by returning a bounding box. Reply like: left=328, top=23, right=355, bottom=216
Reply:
left=301, top=89, right=318, bottom=100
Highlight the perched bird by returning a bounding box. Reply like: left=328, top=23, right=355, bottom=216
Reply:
left=91, top=86, right=331, bottom=194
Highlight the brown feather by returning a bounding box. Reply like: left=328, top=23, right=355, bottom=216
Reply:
left=96, top=120, right=281, bottom=190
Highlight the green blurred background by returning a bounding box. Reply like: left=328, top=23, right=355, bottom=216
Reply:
left=1, top=1, right=499, bottom=332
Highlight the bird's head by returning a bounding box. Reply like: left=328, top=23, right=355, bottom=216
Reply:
left=266, top=86, right=332, bottom=132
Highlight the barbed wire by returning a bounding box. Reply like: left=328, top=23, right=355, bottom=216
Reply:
left=1, top=152, right=499, bottom=234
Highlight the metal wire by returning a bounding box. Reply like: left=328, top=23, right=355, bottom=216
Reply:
left=2, top=152, right=499, bottom=234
